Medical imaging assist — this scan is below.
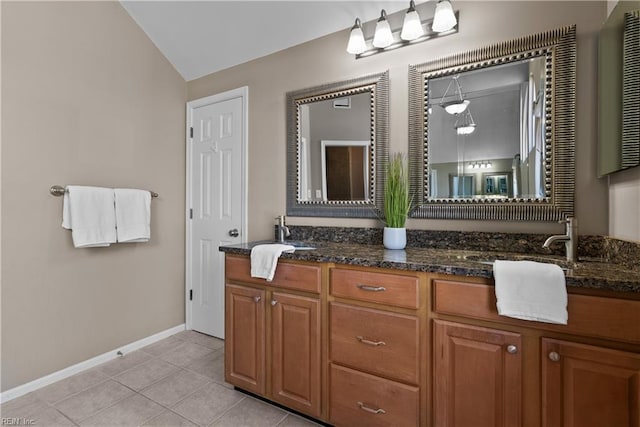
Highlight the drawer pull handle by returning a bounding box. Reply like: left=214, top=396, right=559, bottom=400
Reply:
left=356, top=336, right=386, bottom=347
left=357, top=401, right=386, bottom=415
left=357, top=284, right=386, bottom=292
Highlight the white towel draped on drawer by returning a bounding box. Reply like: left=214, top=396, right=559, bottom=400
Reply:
left=493, top=260, right=568, bottom=325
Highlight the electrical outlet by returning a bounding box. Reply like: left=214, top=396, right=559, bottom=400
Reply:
left=315, top=189, right=322, bottom=198
left=307, top=189, right=311, bottom=198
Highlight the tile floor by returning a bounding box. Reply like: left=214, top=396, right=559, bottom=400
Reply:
left=1, top=331, right=320, bottom=427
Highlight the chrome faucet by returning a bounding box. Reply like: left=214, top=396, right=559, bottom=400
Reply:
left=543, top=217, right=578, bottom=263
left=276, top=215, right=290, bottom=243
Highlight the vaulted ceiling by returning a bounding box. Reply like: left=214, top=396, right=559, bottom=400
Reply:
left=120, top=1, right=416, bottom=81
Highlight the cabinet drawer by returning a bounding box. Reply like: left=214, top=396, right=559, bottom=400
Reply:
left=225, top=255, right=321, bottom=294
left=330, top=302, right=419, bottom=384
left=433, top=279, right=640, bottom=344
left=331, top=268, right=419, bottom=309
left=330, top=364, right=419, bottom=427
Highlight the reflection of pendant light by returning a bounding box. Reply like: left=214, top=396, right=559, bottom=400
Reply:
left=455, top=109, right=477, bottom=135
left=400, top=0, right=424, bottom=41
left=373, top=10, right=393, bottom=48
left=346, top=18, right=366, bottom=54
left=432, top=0, right=457, bottom=33
left=439, top=75, right=469, bottom=115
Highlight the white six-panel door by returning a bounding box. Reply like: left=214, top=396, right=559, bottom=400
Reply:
left=187, top=88, right=247, bottom=338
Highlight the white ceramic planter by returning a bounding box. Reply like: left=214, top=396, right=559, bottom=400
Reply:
left=383, top=227, right=407, bottom=250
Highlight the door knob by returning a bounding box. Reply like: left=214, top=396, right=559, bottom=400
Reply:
left=228, top=229, right=239, bottom=237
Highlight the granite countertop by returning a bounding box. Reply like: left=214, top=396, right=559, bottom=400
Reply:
left=219, top=240, right=640, bottom=294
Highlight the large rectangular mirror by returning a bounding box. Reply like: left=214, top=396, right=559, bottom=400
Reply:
left=286, top=71, right=389, bottom=217
left=598, top=2, right=640, bottom=176
left=409, top=26, right=576, bottom=220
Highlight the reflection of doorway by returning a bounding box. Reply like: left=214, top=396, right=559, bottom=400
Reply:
left=449, top=175, right=474, bottom=197
left=482, top=172, right=512, bottom=197
left=321, top=140, right=369, bottom=201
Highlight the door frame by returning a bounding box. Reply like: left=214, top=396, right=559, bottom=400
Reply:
left=185, top=86, right=249, bottom=331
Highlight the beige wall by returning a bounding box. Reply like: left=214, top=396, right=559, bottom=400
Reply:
left=1, top=2, right=187, bottom=391
left=189, top=1, right=609, bottom=241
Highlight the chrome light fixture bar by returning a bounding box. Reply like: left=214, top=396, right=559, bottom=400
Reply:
left=349, top=5, right=459, bottom=59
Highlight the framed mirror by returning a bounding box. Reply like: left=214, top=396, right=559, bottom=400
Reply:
left=286, top=71, right=389, bottom=217
left=598, top=3, right=640, bottom=176
left=408, top=26, right=576, bottom=221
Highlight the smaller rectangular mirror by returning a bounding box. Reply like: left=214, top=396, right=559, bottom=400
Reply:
left=286, top=71, right=389, bottom=217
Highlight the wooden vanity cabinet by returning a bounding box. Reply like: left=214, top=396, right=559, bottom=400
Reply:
left=431, top=276, right=640, bottom=427
left=541, top=338, right=640, bottom=427
left=225, top=283, right=266, bottom=395
left=328, top=267, right=425, bottom=427
left=433, top=319, right=522, bottom=427
left=224, top=255, right=321, bottom=418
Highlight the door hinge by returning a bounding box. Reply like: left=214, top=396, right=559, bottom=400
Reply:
left=190, top=289, right=193, bottom=301
left=190, top=127, right=194, bottom=138
left=189, top=208, right=193, bottom=219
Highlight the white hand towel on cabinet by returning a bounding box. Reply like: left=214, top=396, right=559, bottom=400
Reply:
left=250, top=244, right=296, bottom=281
left=493, top=260, right=568, bottom=325
left=61, top=185, right=117, bottom=248
left=114, top=188, right=151, bottom=243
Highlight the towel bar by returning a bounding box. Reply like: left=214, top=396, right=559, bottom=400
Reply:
left=49, top=185, right=158, bottom=198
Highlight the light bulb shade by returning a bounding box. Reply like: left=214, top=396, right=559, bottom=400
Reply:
left=401, top=1, right=424, bottom=41
left=442, top=99, right=469, bottom=115
left=373, top=10, right=393, bottom=48
left=432, top=0, right=457, bottom=33
left=347, top=18, right=366, bottom=54
left=456, top=123, right=476, bottom=135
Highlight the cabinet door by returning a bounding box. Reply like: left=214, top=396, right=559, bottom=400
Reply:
left=225, top=284, right=266, bottom=394
left=542, top=338, right=640, bottom=427
left=271, top=292, right=321, bottom=417
left=433, top=320, right=522, bottom=427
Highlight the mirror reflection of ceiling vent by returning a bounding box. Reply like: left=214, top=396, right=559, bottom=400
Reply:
left=333, top=97, right=351, bottom=109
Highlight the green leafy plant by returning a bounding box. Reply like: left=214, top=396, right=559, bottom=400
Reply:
left=384, top=153, right=411, bottom=228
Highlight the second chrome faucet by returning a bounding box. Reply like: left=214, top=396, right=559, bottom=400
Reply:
left=543, top=217, right=578, bottom=263
left=276, top=215, right=290, bottom=243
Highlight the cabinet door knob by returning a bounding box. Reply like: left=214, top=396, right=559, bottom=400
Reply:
left=548, top=351, right=560, bottom=362
left=271, top=299, right=278, bottom=306
left=253, top=296, right=261, bottom=303
left=506, top=345, right=518, bottom=354
left=356, top=336, right=386, bottom=347
left=356, top=284, right=386, bottom=292
left=357, top=401, right=386, bottom=415
left=228, top=228, right=239, bottom=237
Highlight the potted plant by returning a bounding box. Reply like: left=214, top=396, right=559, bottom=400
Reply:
left=383, top=153, right=411, bottom=250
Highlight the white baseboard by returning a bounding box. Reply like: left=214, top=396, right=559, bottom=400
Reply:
left=0, top=324, right=186, bottom=404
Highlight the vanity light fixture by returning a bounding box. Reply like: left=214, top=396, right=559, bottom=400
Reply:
left=440, top=75, right=470, bottom=115
left=373, top=10, right=393, bottom=48
left=432, top=0, right=458, bottom=33
left=347, top=18, right=366, bottom=54
left=401, top=0, right=424, bottom=41
left=346, top=1, right=459, bottom=58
